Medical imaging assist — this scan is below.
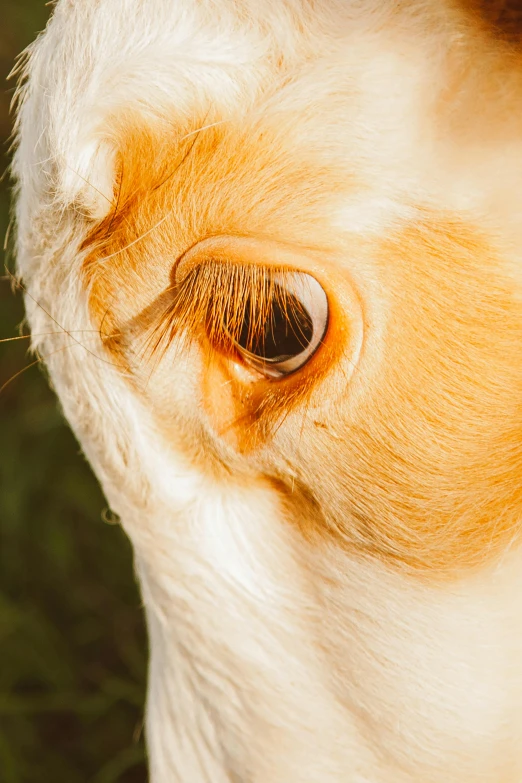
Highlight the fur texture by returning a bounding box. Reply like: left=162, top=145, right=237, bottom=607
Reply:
left=12, top=1, right=522, bottom=780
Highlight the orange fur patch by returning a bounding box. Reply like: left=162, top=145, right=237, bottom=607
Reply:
left=284, top=216, right=522, bottom=575
left=81, top=114, right=355, bottom=448
left=82, top=115, right=522, bottom=576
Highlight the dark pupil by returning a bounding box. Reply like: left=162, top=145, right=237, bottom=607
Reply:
left=237, top=286, right=314, bottom=361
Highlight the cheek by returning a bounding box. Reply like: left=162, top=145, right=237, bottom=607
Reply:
left=283, top=217, right=522, bottom=573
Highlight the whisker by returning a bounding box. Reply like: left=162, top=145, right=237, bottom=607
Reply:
left=95, top=207, right=178, bottom=264
left=3, top=218, right=13, bottom=253
left=105, top=158, right=125, bottom=237
left=5, top=266, right=125, bottom=370
left=93, top=121, right=212, bottom=266
left=98, top=286, right=125, bottom=342
left=0, top=342, right=87, bottom=396
left=0, top=334, right=33, bottom=343
left=151, top=118, right=206, bottom=193
left=179, top=118, right=229, bottom=144
left=65, top=164, right=116, bottom=208
left=0, top=356, right=47, bottom=394
left=0, top=329, right=115, bottom=345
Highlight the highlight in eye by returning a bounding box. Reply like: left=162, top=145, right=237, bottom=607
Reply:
left=232, top=272, right=328, bottom=378
left=163, top=261, right=329, bottom=379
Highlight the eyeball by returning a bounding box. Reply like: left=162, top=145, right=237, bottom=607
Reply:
left=231, top=272, right=329, bottom=378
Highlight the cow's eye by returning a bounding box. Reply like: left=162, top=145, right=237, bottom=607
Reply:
left=228, top=272, right=328, bottom=378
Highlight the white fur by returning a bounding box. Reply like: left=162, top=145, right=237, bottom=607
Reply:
left=12, top=2, right=522, bottom=781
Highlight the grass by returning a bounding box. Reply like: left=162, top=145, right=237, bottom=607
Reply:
left=0, top=4, right=147, bottom=781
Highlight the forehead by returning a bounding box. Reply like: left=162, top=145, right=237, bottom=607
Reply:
left=81, top=32, right=438, bottom=315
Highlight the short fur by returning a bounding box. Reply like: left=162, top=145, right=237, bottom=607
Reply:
left=12, top=1, right=522, bottom=780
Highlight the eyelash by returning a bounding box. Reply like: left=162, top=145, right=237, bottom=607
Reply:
left=152, top=260, right=321, bottom=374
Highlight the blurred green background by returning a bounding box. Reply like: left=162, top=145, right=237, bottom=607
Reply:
left=0, top=4, right=147, bottom=782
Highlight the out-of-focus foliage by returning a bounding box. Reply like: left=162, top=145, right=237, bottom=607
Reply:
left=0, top=4, right=147, bottom=782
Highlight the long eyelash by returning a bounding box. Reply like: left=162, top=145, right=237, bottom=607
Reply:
left=149, top=261, right=309, bottom=363
left=131, top=261, right=329, bottom=443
